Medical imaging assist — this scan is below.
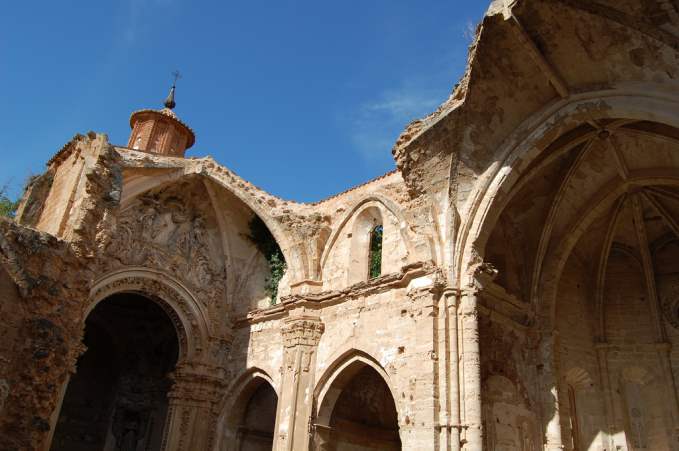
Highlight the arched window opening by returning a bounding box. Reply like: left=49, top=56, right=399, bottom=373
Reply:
left=368, top=225, right=383, bottom=279
left=235, top=381, right=278, bottom=451
left=316, top=363, right=401, bottom=450
left=248, top=215, right=287, bottom=304
left=50, top=293, right=179, bottom=451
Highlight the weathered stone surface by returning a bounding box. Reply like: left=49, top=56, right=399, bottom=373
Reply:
left=3, top=1, right=679, bottom=450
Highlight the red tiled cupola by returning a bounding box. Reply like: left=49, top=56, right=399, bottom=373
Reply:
left=127, top=84, right=195, bottom=158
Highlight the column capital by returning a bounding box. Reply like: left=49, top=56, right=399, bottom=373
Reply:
left=282, top=315, right=324, bottom=348
left=168, top=363, right=228, bottom=406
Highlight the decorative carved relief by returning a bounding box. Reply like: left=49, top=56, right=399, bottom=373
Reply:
left=91, top=277, right=197, bottom=358
left=169, top=365, right=228, bottom=406
left=282, top=317, right=325, bottom=348
left=281, top=316, right=324, bottom=374
left=102, top=184, right=225, bottom=313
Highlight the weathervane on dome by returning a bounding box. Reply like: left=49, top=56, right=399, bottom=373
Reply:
left=164, top=70, right=181, bottom=110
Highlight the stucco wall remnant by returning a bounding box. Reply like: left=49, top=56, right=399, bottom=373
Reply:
left=3, top=1, right=679, bottom=450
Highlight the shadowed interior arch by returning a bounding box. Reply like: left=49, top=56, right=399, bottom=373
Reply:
left=474, top=116, right=679, bottom=450
left=314, top=356, right=401, bottom=451
left=222, top=374, right=278, bottom=451
left=50, top=293, right=179, bottom=451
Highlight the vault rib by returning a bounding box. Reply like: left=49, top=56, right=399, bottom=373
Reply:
left=604, top=135, right=629, bottom=181
left=594, top=195, right=626, bottom=341
left=509, top=121, right=634, bottom=210
left=642, top=190, right=679, bottom=240
left=530, top=138, right=594, bottom=305
left=647, top=186, right=679, bottom=204
left=509, top=15, right=569, bottom=98
left=631, top=194, right=666, bottom=342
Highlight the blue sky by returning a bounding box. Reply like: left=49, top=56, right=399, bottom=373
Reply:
left=1, top=1, right=487, bottom=202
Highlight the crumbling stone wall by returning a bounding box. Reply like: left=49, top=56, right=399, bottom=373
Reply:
left=0, top=221, right=89, bottom=450
left=3, top=1, right=679, bottom=450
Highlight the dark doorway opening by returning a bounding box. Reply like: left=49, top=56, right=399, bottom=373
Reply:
left=235, top=381, right=278, bottom=451
left=327, top=366, right=401, bottom=450
left=50, top=293, right=179, bottom=451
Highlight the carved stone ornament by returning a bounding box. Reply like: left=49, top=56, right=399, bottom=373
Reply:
left=91, top=276, right=198, bottom=358
left=168, top=364, right=228, bottom=407
left=102, top=185, right=226, bottom=312
left=281, top=316, right=325, bottom=348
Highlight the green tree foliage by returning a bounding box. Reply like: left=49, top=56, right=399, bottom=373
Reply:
left=368, top=225, right=383, bottom=279
left=248, top=215, right=287, bottom=304
left=0, top=185, right=19, bottom=218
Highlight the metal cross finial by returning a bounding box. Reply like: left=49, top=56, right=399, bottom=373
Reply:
left=164, top=70, right=181, bottom=109
left=171, top=70, right=182, bottom=87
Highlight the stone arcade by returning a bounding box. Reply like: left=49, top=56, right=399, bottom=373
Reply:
left=3, top=1, right=679, bottom=450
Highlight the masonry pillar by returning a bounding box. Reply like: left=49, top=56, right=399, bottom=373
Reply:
left=443, top=288, right=461, bottom=451
left=274, top=314, right=324, bottom=451
left=400, top=284, right=442, bottom=450
left=538, top=333, right=564, bottom=451
left=656, top=342, right=679, bottom=448
left=459, top=289, right=483, bottom=451
left=162, top=363, right=227, bottom=451
left=595, top=342, right=618, bottom=451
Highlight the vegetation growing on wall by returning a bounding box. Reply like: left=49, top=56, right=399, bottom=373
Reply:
left=368, top=225, right=383, bottom=279
left=0, top=185, right=19, bottom=218
left=248, top=215, right=287, bottom=303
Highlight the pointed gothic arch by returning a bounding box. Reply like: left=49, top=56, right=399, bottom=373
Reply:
left=313, top=350, right=401, bottom=450
left=215, top=368, right=278, bottom=451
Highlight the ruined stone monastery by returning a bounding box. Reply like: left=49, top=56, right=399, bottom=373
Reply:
left=3, top=1, right=679, bottom=450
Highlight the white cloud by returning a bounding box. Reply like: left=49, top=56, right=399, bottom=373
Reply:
left=364, top=89, right=440, bottom=122
left=350, top=87, right=443, bottom=160
left=122, top=0, right=179, bottom=44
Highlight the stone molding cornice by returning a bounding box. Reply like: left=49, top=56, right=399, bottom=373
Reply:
left=234, top=261, right=443, bottom=327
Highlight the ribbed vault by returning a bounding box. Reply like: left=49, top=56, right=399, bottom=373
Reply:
left=484, top=118, right=679, bottom=317
left=482, top=117, right=679, bottom=450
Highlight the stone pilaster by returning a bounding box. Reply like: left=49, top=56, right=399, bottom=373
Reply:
left=162, top=363, right=228, bottom=451
left=400, top=284, right=442, bottom=450
left=594, top=342, right=618, bottom=451
left=274, top=314, right=325, bottom=451
left=655, top=342, right=679, bottom=449
left=538, top=334, right=564, bottom=451
left=459, top=289, right=483, bottom=451
left=443, top=288, right=461, bottom=451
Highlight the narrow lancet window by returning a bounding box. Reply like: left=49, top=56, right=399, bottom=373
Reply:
left=368, top=225, right=383, bottom=279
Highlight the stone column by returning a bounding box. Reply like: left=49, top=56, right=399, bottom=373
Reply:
left=443, top=288, right=462, bottom=451
left=595, top=342, right=618, bottom=451
left=656, top=342, right=679, bottom=448
left=400, top=284, right=442, bottom=450
left=162, top=363, right=228, bottom=451
left=459, top=289, right=483, bottom=451
left=538, top=334, right=564, bottom=451
left=274, top=314, right=324, bottom=451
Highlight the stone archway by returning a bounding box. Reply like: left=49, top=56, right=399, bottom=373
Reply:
left=453, top=90, right=679, bottom=450
left=50, top=292, right=179, bottom=451
left=313, top=353, right=401, bottom=451
left=214, top=369, right=278, bottom=451
left=88, top=268, right=211, bottom=362
left=44, top=269, right=217, bottom=451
